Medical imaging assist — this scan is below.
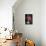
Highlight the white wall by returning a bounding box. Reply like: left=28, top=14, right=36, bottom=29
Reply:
left=0, top=0, right=16, bottom=29
left=41, top=0, right=46, bottom=46
left=13, top=0, right=41, bottom=46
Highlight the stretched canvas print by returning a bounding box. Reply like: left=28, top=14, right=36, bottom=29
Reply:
left=25, top=14, right=33, bottom=24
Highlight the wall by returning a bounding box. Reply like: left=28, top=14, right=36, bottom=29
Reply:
left=41, top=0, right=46, bottom=46
left=0, top=0, right=16, bottom=30
left=13, top=0, right=41, bottom=46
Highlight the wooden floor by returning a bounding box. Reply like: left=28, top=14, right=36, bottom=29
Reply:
left=0, top=39, right=16, bottom=46
left=0, top=34, right=23, bottom=46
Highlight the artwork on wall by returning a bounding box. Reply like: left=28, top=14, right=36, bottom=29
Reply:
left=25, top=14, right=33, bottom=24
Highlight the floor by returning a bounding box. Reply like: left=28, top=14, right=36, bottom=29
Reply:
left=0, top=39, right=16, bottom=46
left=0, top=38, right=24, bottom=46
left=0, top=33, right=23, bottom=46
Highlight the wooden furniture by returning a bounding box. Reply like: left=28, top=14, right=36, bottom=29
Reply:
left=6, top=35, right=12, bottom=40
